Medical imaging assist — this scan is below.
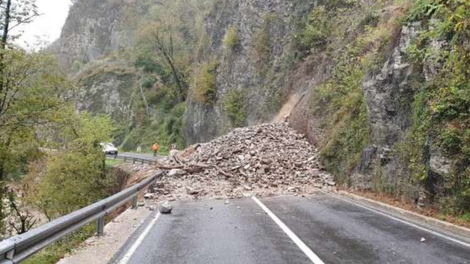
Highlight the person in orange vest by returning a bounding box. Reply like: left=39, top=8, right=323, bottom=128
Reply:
left=152, top=143, right=159, bottom=157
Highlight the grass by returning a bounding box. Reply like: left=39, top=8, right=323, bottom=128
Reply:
left=105, top=158, right=124, bottom=168
left=23, top=224, right=95, bottom=264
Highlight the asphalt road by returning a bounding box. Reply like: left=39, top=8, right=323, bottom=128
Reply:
left=111, top=194, right=470, bottom=264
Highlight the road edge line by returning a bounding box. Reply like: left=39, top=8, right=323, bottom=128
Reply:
left=251, top=196, right=325, bottom=264
left=118, top=212, right=161, bottom=264
left=337, top=191, right=470, bottom=237
left=332, top=194, right=470, bottom=249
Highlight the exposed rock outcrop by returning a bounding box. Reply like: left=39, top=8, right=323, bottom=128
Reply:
left=184, top=0, right=315, bottom=144
left=57, top=0, right=137, bottom=72
left=352, top=24, right=419, bottom=190
left=75, top=64, right=137, bottom=122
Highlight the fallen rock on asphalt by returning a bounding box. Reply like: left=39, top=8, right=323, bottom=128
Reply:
left=159, top=201, right=173, bottom=214
left=150, top=123, right=335, bottom=201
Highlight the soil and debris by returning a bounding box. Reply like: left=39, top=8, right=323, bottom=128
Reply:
left=141, top=123, right=335, bottom=202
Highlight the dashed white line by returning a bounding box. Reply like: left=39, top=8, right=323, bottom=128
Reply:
left=333, top=195, right=470, bottom=249
left=118, top=212, right=161, bottom=264
left=252, top=196, right=325, bottom=264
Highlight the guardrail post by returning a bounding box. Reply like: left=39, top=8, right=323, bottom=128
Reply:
left=124, top=157, right=127, bottom=162
left=133, top=158, right=136, bottom=164
left=6, top=249, right=15, bottom=261
left=141, top=159, right=144, bottom=165
left=132, top=196, right=138, bottom=209
left=96, top=217, right=105, bottom=236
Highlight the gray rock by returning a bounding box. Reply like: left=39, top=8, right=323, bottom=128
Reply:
left=159, top=201, right=173, bottom=214
left=168, top=169, right=186, bottom=177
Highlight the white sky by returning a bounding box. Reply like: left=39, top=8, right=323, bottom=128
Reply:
left=16, top=0, right=72, bottom=49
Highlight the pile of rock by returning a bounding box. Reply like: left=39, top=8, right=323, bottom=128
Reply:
left=151, top=123, right=335, bottom=201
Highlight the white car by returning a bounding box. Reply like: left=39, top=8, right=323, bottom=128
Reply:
left=100, top=143, right=118, bottom=156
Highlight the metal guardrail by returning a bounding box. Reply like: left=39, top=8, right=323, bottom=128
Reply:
left=0, top=172, right=162, bottom=264
left=108, top=154, right=159, bottom=165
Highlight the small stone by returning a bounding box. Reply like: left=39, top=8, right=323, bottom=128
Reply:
left=168, top=169, right=186, bottom=177
left=287, top=187, right=298, bottom=193
left=186, top=187, right=200, bottom=195
left=326, top=180, right=336, bottom=186
left=159, top=201, right=173, bottom=214
left=225, top=200, right=230, bottom=205
left=420, top=238, right=426, bottom=242
left=144, top=193, right=154, bottom=199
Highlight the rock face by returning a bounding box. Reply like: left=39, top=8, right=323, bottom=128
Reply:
left=75, top=64, right=136, bottom=122
left=57, top=0, right=136, bottom=72
left=184, top=0, right=315, bottom=144
left=352, top=25, right=419, bottom=189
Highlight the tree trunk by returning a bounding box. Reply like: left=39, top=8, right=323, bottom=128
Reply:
left=0, top=0, right=12, bottom=115
left=1, top=0, right=11, bottom=50
left=139, top=74, right=149, bottom=115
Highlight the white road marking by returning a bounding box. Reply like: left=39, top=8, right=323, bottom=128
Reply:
left=334, top=195, right=470, bottom=249
left=252, top=196, right=325, bottom=264
left=118, top=212, right=161, bottom=264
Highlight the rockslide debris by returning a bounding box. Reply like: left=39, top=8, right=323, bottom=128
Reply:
left=151, top=123, right=335, bottom=200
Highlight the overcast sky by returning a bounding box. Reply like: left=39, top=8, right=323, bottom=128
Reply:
left=16, top=0, right=72, bottom=48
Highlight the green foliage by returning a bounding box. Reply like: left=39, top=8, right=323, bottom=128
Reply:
left=461, top=212, right=470, bottom=223
left=406, top=0, right=443, bottom=22
left=253, top=14, right=277, bottom=64
left=223, top=25, right=239, bottom=51
left=105, top=158, right=124, bottom=168
left=298, top=0, right=359, bottom=56
left=135, top=56, right=166, bottom=76
left=306, top=0, right=400, bottom=185
left=23, top=224, right=95, bottom=264
left=253, top=28, right=271, bottom=63
left=224, top=90, right=246, bottom=127
left=28, top=112, right=115, bottom=218
left=299, top=6, right=330, bottom=52
left=402, top=0, right=470, bottom=213
left=0, top=48, right=72, bottom=234
left=193, top=61, right=218, bottom=105
left=120, top=103, right=187, bottom=153
left=314, top=59, right=369, bottom=183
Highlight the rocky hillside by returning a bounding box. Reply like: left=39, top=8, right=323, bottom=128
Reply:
left=184, top=0, right=314, bottom=143
left=55, top=0, right=470, bottom=215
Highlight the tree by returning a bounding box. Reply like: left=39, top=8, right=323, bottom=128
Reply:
left=26, top=112, right=115, bottom=218
left=0, top=50, right=71, bottom=237
left=0, top=0, right=39, bottom=48
left=0, top=0, right=40, bottom=182
left=138, top=22, right=189, bottom=102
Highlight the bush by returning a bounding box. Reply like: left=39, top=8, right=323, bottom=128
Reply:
left=194, top=61, right=219, bottom=105
left=223, top=26, right=239, bottom=51
left=253, top=26, right=271, bottom=63
left=224, top=90, right=246, bottom=127
left=314, top=60, right=369, bottom=183
left=299, top=6, right=331, bottom=52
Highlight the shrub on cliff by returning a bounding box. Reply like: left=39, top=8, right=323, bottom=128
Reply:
left=194, top=61, right=219, bottom=105
left=224, top=90, right=246, bottom=127
left=223, top=25, right=239, bottom=51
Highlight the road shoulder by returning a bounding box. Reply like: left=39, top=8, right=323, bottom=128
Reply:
left=57, top=206, right=153, bottom=264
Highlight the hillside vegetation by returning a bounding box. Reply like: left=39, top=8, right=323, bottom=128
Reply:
left=51, top=0, right=470, bottom=219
